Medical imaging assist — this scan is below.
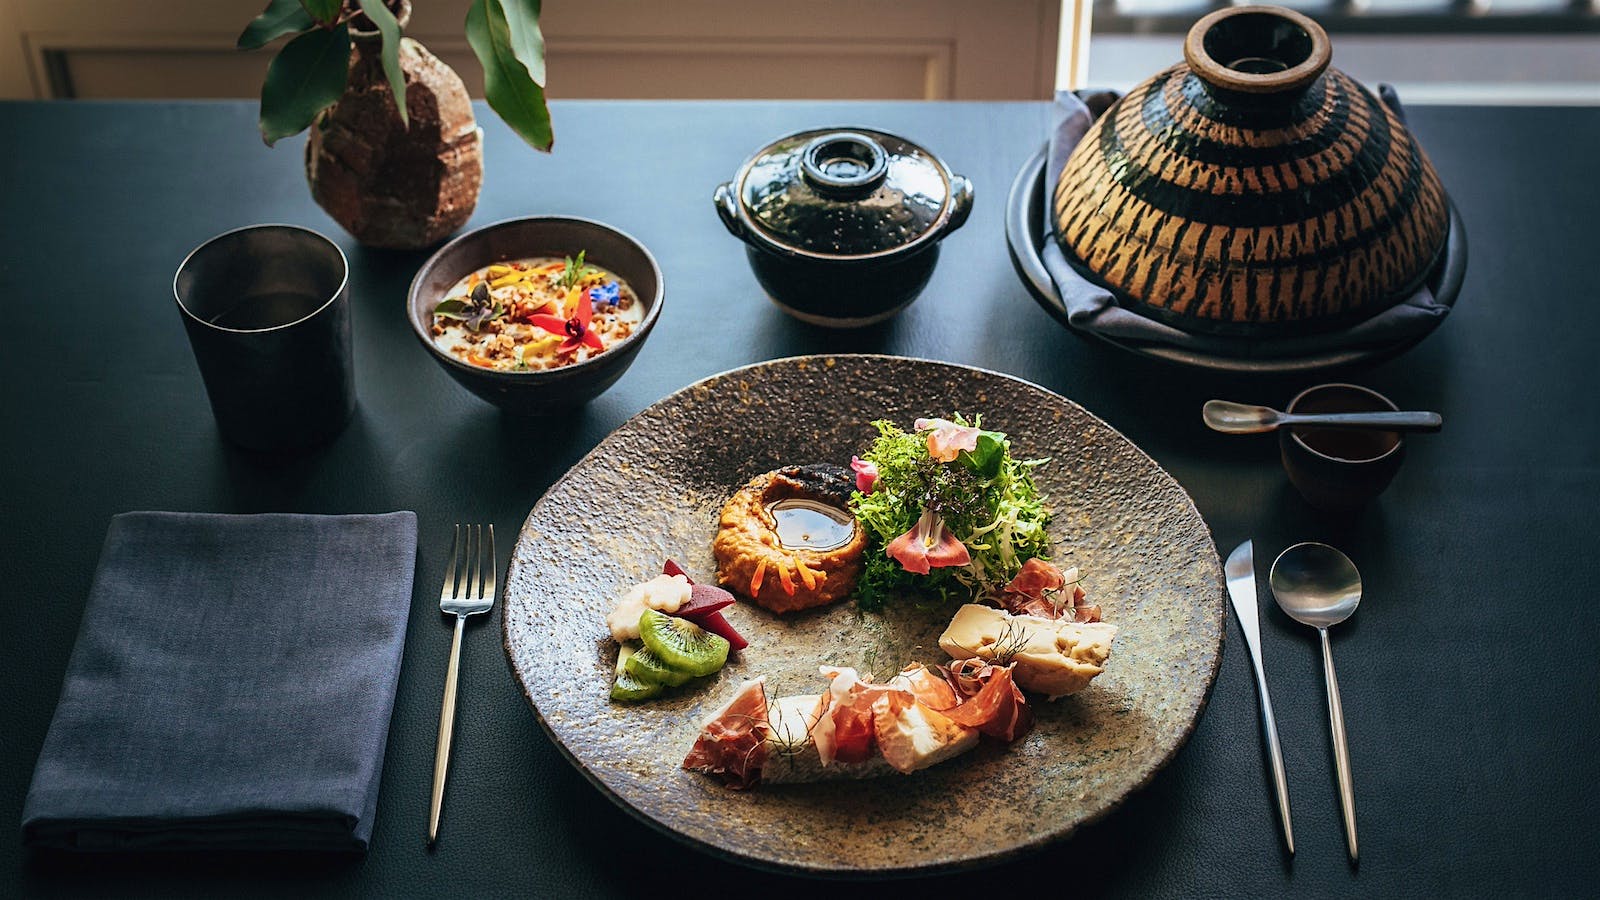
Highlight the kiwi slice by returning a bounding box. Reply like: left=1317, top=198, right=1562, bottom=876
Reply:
left=610, top=644, right=662, bottom=702
left=624, top=646, right=694, bottom=687
left=639, top=609, right=729, bottom=678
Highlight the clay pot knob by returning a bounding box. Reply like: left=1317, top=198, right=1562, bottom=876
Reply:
left=1183, top=5, right=1331, bottom=96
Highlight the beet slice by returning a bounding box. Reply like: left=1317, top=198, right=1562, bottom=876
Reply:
left=663, top=558, right=692, bottom=582
left=661, top=559, right=747, bottom=650
left=685, top=608, right=748, bottom=651
left=677, top=583, right=735, bottom=618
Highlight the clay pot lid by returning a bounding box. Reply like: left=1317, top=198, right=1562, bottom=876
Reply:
left=730, top=127, right=959, bottom=260
left=1183, top=5, right=1331, bottom=96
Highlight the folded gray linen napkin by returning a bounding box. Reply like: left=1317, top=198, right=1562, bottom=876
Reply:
left=22, top=511, right=417, bottom=852
left=1043, top=87, right=1452, bottom=358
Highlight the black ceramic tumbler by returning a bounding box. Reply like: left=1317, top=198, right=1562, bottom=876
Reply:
left=173, top=224, right=354, bottom=451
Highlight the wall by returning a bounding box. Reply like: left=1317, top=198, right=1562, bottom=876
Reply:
left=0, top=0, right=1062, bottom=101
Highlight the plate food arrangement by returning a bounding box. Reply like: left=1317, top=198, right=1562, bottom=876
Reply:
left=503, top=355, right=1225, bottom=876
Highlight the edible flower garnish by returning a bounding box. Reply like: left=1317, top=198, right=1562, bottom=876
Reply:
left=591, top=281, right=621, bottom=308
left=885, top=507, right=971, bottom=575
left=434, top=281, right=505, bottom=333
left=850, top=456, right=879, bottom=493
left=915, top=417, right=1009, bottom=476
left=915, top=417, right=980, bottom=462
left=528, top=287, right=604, bottom=354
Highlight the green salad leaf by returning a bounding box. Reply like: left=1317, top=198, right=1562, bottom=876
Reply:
left=849, top=415, right=1050, bottom=610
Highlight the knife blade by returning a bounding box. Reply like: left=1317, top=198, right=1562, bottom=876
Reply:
left=1226, top=539, right=1295, bottom=855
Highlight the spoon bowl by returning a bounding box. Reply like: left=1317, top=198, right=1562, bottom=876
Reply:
left=1270, top=542, right=1363, bottom=627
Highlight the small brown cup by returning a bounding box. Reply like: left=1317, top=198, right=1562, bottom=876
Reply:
left=1279, top=383, right=1405, bottom=512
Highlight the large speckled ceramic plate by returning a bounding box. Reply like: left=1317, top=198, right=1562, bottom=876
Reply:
left=503, top=355, right=1224, bottom=877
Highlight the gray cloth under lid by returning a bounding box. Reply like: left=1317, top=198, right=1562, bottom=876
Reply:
left=1044, top=87, right=1452, bottom=357
left=21, top=511, right=418, bottom=852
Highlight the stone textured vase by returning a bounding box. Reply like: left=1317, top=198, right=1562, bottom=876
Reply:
left=306, top=2, right=482, bottom=250
left=1053, top=5, right=1450, bottom=336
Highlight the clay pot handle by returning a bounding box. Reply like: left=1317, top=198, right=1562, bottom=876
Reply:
left=713, top=183, right=747, bottom=243
left=944, top=175, right=975, bottom=236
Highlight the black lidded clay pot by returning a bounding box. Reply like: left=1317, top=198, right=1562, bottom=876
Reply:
left=715, top=128, right=973, bottom=328
left=1053, top=5, right=1451, bottom=337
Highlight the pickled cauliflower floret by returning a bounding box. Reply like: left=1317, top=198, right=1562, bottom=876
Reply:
left=605, top=574, right=693, bottom=641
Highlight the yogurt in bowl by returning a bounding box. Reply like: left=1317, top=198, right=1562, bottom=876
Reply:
left=407, top=216, right=664, bottom=415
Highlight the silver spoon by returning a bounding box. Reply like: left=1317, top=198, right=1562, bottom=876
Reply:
left=1204, top=399, right=1442, bottom=435
left=1270, top=542, right=1362, bottom=862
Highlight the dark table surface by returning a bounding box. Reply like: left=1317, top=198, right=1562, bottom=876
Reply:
left=2, top=98, right=1597, bottom=898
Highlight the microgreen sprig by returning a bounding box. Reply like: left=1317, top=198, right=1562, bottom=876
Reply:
left=555, top=250, right=598, bottom=291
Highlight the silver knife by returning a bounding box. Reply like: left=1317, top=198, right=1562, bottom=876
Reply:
left=1226, top=540, right=1295, bottom=854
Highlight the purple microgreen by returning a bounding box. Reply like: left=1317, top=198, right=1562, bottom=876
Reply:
left=434, top=280, right=504, bottom=333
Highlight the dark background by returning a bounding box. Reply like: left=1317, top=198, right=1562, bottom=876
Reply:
left=2, top=98, right=1596, bottom=896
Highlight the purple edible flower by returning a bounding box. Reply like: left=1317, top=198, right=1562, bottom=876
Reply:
left=592, top=281, right=621, bottom=307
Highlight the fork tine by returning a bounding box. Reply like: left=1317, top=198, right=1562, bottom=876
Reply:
left=466, top=524, right=480, bottom=601
left=441, top=524, right=461, bottom=602
left=483, top=524, right=496, bottom=601
left=458, top=524, right=471, bottom=600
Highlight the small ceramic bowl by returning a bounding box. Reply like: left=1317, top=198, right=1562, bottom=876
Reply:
left=1279, top=383, right=1405, bottom=512
left=714, top=127, right=972, bottom=327
left=408, top=217, right=663, bottom=415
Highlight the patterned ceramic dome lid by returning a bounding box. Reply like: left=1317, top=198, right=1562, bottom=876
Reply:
left=1052, top=6, right=1451, bottom=336
left=734, top=128, right=956, bottom=259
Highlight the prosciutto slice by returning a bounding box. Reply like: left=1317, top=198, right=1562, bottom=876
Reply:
left=682, top=678, right=770, bottom=789
left=812, top=666, right=907, bottom=766
left=999, top=559, right=1101, bottom=623
left=1005, top=557, right=1066, bottom=596
left=888, top=664, right=959, bottom=711
left=940, top=661, right=1033, bottom=742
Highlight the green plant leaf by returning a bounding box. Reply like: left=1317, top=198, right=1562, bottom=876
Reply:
left=466, top=0, right=553, bottom=152
left=259, top=24, right=352, bottom=146
left=497, top=0, right=545, bottom=87
left=356, top=0, right=407, bottom=127
left=298, top=0, right=342, bottom=26
left=237, top=0, right=316, bottom=50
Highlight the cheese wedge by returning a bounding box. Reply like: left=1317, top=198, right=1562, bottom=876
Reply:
left=873, top=698, right=979, bottom=774
left=939, top=603, right=1116, bottom=698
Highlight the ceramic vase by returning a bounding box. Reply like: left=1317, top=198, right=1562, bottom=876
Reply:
left=306, top=1, right=482, bottom=250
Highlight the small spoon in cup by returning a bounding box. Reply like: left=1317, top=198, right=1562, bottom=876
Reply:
left=1204, top=399, right=1441, bottom=435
